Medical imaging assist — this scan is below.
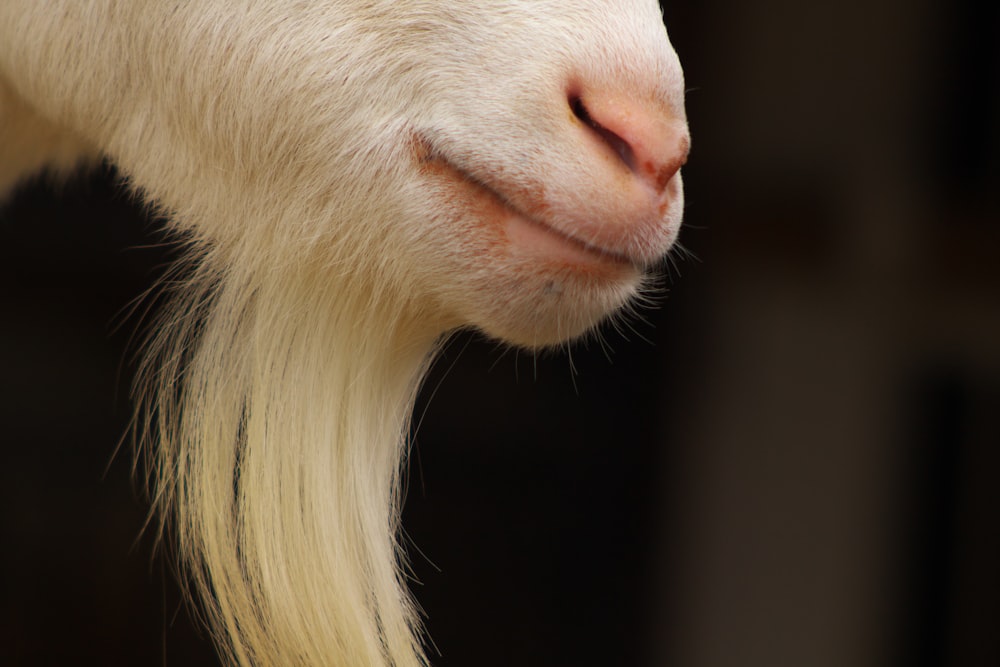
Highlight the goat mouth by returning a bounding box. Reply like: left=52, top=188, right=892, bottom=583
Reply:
left=501, top=207, right=635, bottom=269
left=416, top=143, right=638, bottom=272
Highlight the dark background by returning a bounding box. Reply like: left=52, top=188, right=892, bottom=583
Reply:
left=1, top=1, right=997, bottom=665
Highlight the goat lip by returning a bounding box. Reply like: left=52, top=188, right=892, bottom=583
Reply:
left=422, top=149, right=639, bottom=270
left=472, top=179, right=638, bottom=270
left=502, top=210, right=636, bottom=269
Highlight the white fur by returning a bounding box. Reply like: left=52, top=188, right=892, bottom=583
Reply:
left=0, top=2, right=687, bottom=665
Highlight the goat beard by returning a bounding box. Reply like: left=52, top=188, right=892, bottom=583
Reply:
left=137, top=247, right=440, bottom=667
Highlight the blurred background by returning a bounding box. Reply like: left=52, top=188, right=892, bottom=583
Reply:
left=1, top=1, right=997, bottom=665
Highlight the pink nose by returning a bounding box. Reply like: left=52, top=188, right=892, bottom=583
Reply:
left=570, top=92, right=690, bottom=194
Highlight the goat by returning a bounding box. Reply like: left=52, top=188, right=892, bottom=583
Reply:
left=0, top=1, right=689, bottom=665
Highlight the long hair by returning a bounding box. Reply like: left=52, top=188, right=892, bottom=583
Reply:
left=138, top=243, right=440, bottom=665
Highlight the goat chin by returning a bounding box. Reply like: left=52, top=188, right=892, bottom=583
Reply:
left=0, top=1, right=689, bottom=665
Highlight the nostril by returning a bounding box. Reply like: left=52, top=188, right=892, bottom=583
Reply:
left=569, top=90, right=689, bottom=195
left=569, top=94, right=637, bottom=173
